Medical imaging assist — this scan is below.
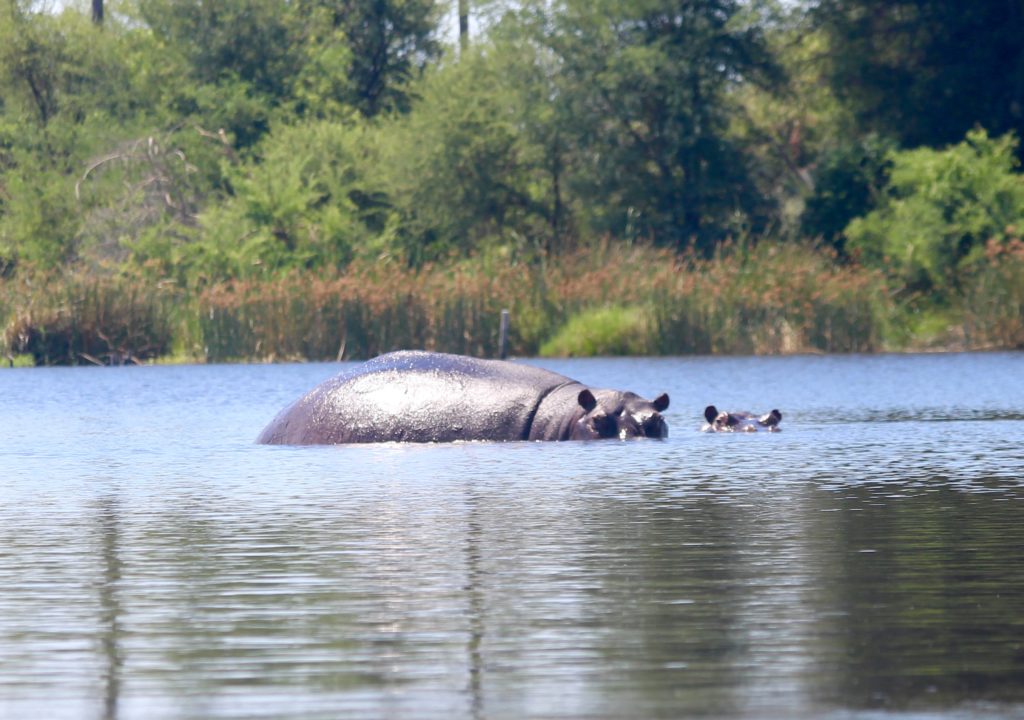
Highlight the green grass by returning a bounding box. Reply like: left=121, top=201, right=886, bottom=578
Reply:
left=2, top=354, right=35, bottom=368
left=540, top=305, right=653, bottom=357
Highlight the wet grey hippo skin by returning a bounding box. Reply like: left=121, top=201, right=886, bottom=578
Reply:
left=257, top=350, right=670, bottom=444
left=702, top=405, right=782, bottom=432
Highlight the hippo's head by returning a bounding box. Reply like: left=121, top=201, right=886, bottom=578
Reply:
left=703, top=405, right=782, bottom=432
left=572, top=389, right=670, bottom=440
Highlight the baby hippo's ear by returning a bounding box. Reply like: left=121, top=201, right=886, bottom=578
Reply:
left=653, top=393, right=669, bottom=412
left=704, top=405, right=719, bottom=423
left=760, top=409, right=782, bottom=426
left=577, top=389, right=597, bottom=412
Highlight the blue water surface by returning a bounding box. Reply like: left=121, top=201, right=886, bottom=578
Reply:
left=1, top=352, right=1023, bottom=720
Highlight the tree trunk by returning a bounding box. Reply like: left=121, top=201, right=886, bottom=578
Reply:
left=458, top=0, right=469, bottom=52
left=91, top=0, right=104, bottom=25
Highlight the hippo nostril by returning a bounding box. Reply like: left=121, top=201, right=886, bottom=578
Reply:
left=642, top=415, right=666, bottom=438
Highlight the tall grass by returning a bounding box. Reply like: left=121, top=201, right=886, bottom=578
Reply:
left=190, top=241, right=891, bottom=359
left=651, top=242, right=886, bottom=354
left=962, top=236, right=1024, bottom=349
left=195, top=260, right=548, bottom=361
left=3, top=239, right=1020, bottom=365
left=538, top=241, right=886, bottom=356
left=1, top=271, right=178, bottom=365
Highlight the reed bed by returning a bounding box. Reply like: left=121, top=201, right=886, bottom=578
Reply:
left=1, top=271, right=178, bottom=365
left=196, top=260, right=547, bottom=361
left=541, top=242, right=886, bottom=355
left=195, top=241, right=889, bottom=359
left=652, top=242, right=886, bottom=355
left=962, top=236, right=1024, bottom=349
left=4, top=240, right=1020, bottom=365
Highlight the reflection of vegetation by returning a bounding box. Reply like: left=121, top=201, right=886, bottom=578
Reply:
left=568, top=477, right=1024, bottom=713
left=577, top=494, right=753, bottom=717
left=59, top=451, right=1024, bottom=713
left=95, top=496, right=123, bottom=720
left=810, top=485, right=1024, bottom=709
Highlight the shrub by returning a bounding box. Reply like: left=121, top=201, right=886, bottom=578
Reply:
left=540, top=306, right=653, bottom=357
left=845, top=129, right=1024, bottom=300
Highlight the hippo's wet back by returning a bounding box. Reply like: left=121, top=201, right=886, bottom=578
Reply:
left=257, top=351, right=670, bottom=444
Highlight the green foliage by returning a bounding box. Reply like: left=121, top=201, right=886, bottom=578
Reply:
left=374, top=41, right=555, bottom=263
left=0, top=4, right=169, bottom=271
left=540, top=305, right=653, bottom=357
left=186, top=119, right=390, bottom=281
left=1, top=0, right=1024, bottom=353
left=137, top=0, right=439, bottom=122
left=2, top=354, right=34, bottom=368
left=0, top=6, right=140, bottom=126
left=137, top=0, right=303, bottom=99
left=0, top=163, right=80, bottom=267
left=845, top=130, right=1024, bottom=299
left=527, top=0, right=782, bottom=251
left=375, top=0, right=785, bottom=261
left=801, top=135, right=895, bottom=252
left=305, top=0, right=441, bottom=117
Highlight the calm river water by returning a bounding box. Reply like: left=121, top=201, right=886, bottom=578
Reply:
left=1, top=353, right=1023, bottom=720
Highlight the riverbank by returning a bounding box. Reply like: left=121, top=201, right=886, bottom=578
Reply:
left=2, top=241, right=1021, bottom=366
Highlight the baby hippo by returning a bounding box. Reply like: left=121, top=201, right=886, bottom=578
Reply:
left=702, top=405, right=782, bottom=432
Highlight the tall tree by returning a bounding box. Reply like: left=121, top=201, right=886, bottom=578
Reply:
left=812, top=0, right=1024, bottom=155
left=137, top=0, right=301, bottom=97
left=297, top=0, right=440, bottom=117
left=530, top=0, right=782, bottom=251
left=459, top=0, right=469, bottom=50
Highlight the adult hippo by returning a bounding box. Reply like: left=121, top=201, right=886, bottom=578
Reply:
left=702, top=405, right=782, bottom=432
left=258, top=350, right=670, bottom=444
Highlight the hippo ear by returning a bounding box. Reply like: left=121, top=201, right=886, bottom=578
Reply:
left=653, top=393, right=669, bottom=412
left=577, top=389, right=597, bottom=412
left=704, top=405, right=718, bottom=423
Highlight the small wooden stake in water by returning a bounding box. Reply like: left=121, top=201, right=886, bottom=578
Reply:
left=498, top=309, right=510, bottom=359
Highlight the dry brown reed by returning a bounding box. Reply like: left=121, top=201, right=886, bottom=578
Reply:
left=196, top=240, right=889, bottom=360
left=1, top=271, right=178, bottom=365
left=963, top=234, right=1024, bottom=349
left=649, top=241, right=886, bottom=354
left=196, top=260, right=546, bottom=361
left=6, top=239, right=1019, bottom=365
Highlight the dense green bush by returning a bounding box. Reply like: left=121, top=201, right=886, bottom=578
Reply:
left=845, top=130, right=1024, bottom=299
left=540, top=306, right=653, bottom=357
left=190, top=120, right=390, bottom=279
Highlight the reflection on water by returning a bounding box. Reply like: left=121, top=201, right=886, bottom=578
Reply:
left=0, top=353, right=1023, bottom=719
